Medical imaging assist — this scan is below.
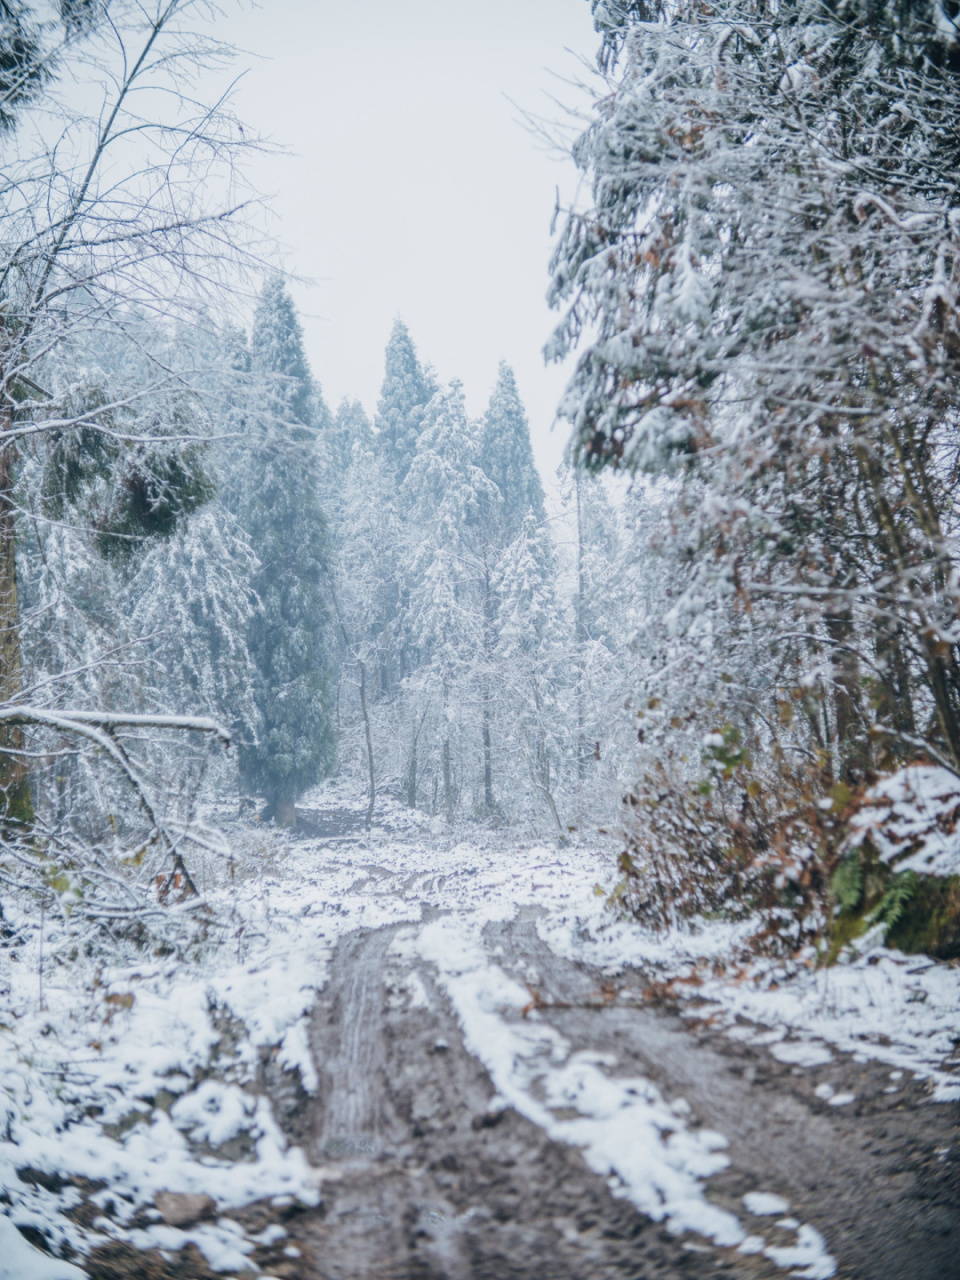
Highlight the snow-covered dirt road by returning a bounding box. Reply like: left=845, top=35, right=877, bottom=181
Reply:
left=244, top=836, right=958, bottom=1280
left=3, top=791, right=959, bottom=1279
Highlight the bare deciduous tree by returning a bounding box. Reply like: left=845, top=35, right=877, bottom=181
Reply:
left=0, top=0, right=267, bottom=916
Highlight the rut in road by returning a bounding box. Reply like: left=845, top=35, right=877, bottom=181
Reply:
left=318, top=927, right=394, bottom=1157
left=268, top=902, right=960, bottom=1280
left=488, top=913, right=960, bottom=1280
left=290, top=918, right=736, bottom=1280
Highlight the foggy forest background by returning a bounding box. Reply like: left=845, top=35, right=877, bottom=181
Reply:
left=1, top=0, right=960, bottom=958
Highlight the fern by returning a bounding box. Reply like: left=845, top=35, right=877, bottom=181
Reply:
left=830, top=854, right=863, bottom=913
left=868, top=871, right=918, bottom=932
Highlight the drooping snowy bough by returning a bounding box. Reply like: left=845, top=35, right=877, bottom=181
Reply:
left=0, top=1, right=265, bottom=935
left=549, top=0, right=960, bottom=942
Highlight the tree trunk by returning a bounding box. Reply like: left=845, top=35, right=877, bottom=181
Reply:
left=874, top=620, right=916, bottom=762
left=275, top=796, right=297, bottom=829
left=358, top=658, right=375, bottom=828
left=381, top=597, right=394, bottom=700
left=922, top=643, right=960, bottom=771
left=442, top=737, right=453, bottom=824
left=0, top=397, right=31, bottom=826
left=481, top=710, right=494, bottom=814
left=532, top=678, right=561, bottom=831
left=406, top=731, right=417, bottom=809
left=574, top=472, right=587, bottom=811
left=825, top=606, right=869, bottom=782
left=481, top=562, right=495, bottom=814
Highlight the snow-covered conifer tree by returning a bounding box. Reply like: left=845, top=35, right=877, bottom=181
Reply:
left=375, top=319, right=436, bottom=485
left=550, top=0, right=960, bottom=781
left=327, top=399, right=372, bottom=488
left=561, top=469, right=622, bottom=799
left=400, top=382, right=498, bottom=819
left=471, top=365, right=548, bottom=811
left=493, top=513, right=568, bottom=830
left=333, top=430, right=405, bottom=805
left=479, top=363, right=546, bottom=542
left=235, top=277, right=335, bottom=825
left=130, top=506, right=261, bottom=754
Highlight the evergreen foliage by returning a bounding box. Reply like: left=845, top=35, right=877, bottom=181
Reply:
left=400, top=382, right=498, bottom=818
left=327, top=398, right=372, bottom=484
left=336, top=430, right=403, bottom=697
left=546, top=0, right=960, bottom=940
left=550, top=0, right=960, bottom=783
left=493, top=512, right=567, bottom=828
left=375, top=319, right=436, bottom=484
left=0, top=0, right=98, bottom=131
left=236, top=278, right=335, bottom=822
left=130, top=506, right=261, bottom=746
left=479, top=362, right=546, bottom=542
left=35, top=358, right=216, bottom=564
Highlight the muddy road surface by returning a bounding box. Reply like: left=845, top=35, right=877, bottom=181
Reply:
left=269, top=843, right=957, bottom=1280
left=90, top=826, right=959, bottom=1280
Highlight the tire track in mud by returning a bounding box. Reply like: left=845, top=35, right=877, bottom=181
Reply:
left=83, top=834, right=960, bottom=1279
left=487, top=912, right=960, bottom=1280
left=316, top=927, right=395, bottom=1158
left=283, top=917, right=745, bottom=1280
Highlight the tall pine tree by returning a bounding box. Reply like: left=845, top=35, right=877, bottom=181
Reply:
left=375, top=319, right=436, bottom=485
left=130, top=506, right=261, bottom=754
left=328, top=398, right=372, bottom=483
left=475, top=364, right=547, bottom=811
left=236, top=277, right=335, bottom=826
left=400, top=382, right=498, bottom=819
left=493, top=513, right=567, bottom=830
left=479, top=363, right=546, bottom=542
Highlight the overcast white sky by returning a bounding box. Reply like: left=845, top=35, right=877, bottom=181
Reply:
left=228, top=0, right=599, bottom=483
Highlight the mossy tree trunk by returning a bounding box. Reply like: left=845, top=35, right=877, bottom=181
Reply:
left=0, top=393, right=32, bottom=827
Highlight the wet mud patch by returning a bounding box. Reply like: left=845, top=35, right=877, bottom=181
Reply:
left=275, top=923, right=756, bottom=1279
left=487, top=915, right=960, bottom=1280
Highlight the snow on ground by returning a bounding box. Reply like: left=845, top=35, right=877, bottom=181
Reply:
left=0, top=781, right=955, bottom=1273
left=403, top=914, right=743, bottom=1246
left=537, top=864, right=960, bottom=1103
left=691, top=952, right=960, bottom=1103
left=0, top=881, right=330, bottom=1269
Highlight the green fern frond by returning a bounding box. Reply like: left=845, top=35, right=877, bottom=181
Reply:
left=868, top=870, right=918, bottom=931
left=830, top=854, right=863, bottom=913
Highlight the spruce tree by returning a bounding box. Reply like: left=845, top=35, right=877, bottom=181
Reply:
left=338, top=432, right=403, bottom=700
left=400, top=382, right=498, bottom=819
left=375, top=319, right=436, bottom=485
left=479, top=363, right=546, bottom=541
left=237, top=277, right=335, bottom=825
left=473, top=365, right=547, bottom=810
left=0, top=1, right=103, bottom=132
left=568, top=468, right=621, bottom=800
left=328, top=398, right=372, bottom=482
left=493, top=513, right=567, bottom=830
